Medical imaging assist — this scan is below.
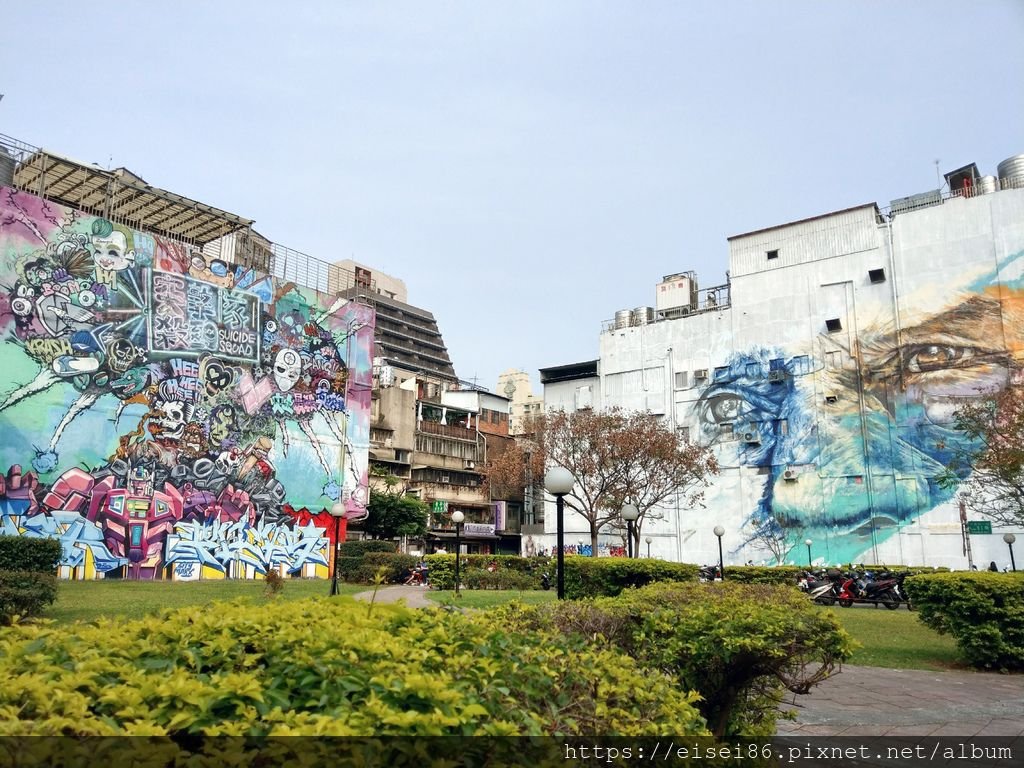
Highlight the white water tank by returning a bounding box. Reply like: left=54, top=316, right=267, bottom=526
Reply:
left=997, top=154, right=1024, bottom=190
left=614, top=309, right=632, bottom=329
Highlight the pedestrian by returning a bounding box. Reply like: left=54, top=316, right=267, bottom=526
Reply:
left=988, top=560, right=999, bottom=572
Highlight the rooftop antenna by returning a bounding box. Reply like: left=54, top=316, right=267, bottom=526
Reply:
left=934, top=158, right=942, bottom=191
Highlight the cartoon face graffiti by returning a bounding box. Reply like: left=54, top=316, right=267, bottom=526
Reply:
left=273, top=348, right=302, bottom=391
left=91, top=228, right=135, bottom=272
left=152, top=399, right=188, bottom=440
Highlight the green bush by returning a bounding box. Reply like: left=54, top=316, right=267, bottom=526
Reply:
left=0, top=597, right=708, bottom=743
left=489, top=580, right=855, bottom=739
left=0, top=536, right=62, bottom=573
left=362, top=552, right=417, bottom=583
left=561, top=556, right=700, bottom=598
left=425, top=555, right=549, bottom=590
left=0, top=571, right=59, bottom=624
left=337, top=540, right=397, bottom=557
left=903, top=571, right=1024, bottom=670
left=720, top=565, right=805, bottom=584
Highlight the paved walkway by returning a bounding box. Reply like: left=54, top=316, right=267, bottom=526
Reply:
left=776, top=665, right=1024, bottom=737
left=352, top=584, right=435, bottom=609
left=353, top=587, right=1024, bottom=737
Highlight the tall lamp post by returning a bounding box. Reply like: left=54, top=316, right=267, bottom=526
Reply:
left=452, top=510, right=465, bottom=596
left=544, top=467, right=575, bottom=600
left=621, top=503, right=639, bottom=558
left=1004, top=533, right=1017, bottom=572
left=713, top=525, right=725, bottom=580
left=329, top=502, right=345, bottom=596
left=805, top=538, right=813, bottom=568
left=646, top=536, right=652, bottom=558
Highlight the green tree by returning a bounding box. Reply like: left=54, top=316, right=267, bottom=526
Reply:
left=363, top=473, right=429, bottom=540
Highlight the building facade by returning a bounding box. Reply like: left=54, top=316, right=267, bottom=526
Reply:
left=547, top=159, right=1024, bottom=569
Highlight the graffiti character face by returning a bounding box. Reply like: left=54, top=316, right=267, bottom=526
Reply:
left=91, top=230, right=134, bottom=272
left=273, top=349, right=301, bottom=391
left=153, top=400, right=187, bottom=440
left=23, top=258, right=53, bottom=287
left=180, top=423, right=208, bottom=459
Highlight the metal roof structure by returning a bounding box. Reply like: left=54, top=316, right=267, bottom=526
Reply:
left=9, top=143, right=252, bottom=246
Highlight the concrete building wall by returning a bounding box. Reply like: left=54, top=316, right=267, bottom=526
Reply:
left=596, top=187, right=1024, bottom=569
left=0, top=186, right=375, bottom=580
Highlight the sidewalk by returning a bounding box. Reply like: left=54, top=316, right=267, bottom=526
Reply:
left=776, top=665, right=1024, bottom=737
left=352, top=584, right=435, bottom=609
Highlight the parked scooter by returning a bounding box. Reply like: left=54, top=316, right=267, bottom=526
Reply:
left=797, top=569, right=841, bottom=605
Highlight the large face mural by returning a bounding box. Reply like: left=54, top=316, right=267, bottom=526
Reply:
left=690, top=249, right=1024, bottom=564
left=0, top=187, right=373, bottom=579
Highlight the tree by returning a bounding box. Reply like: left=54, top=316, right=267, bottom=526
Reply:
left=485, top=408, right=718, bottom=555
left=609, top=410, right=718, bottom=556
left=363, top=472, right=429, bottom=540
left=937, top=384, right=1024, bottom=527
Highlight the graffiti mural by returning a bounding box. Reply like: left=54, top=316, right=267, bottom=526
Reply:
left=0, top=187, right=373, bottom=579
left=688, top=250, right=1024, bottom=564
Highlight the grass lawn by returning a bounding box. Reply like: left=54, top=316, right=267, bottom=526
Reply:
left=44, top=579, right=366, bottom=624
left=819, top=605, right=961, bottom=671
left=426, top=589, right=558, bottom=610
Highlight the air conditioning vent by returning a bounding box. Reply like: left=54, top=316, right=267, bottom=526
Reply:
left=743, top=431, right=760, bottom=444
left=384, top=437, right=394, bottom=448
left=694, top=369, right=708, bottom=380
left=783, top=468, right=797, bottom=481
left=464, top=460, right=475, bottom=470
left=767, top=370, right=785, bottom=383
left=440, top=474, right=450, bottom=484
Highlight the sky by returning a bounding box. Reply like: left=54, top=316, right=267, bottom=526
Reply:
left=3, top=1, right=1023, bottom=395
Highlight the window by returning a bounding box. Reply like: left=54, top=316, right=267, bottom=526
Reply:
left=775, top=418, right=789, bottom=436
left=678, top=426, right=690, bottom=442
left=674, top=371, right=688, bottom=389
left=868, top=268, right=886, bottom=284
left=713, top=366, right=729, bottom=382
left=766, top=249, right=779, bottom=260
left=721, top=423, right=735, bottom=439
left=826, top=350, right=842, bottom=369
left=745, top=362, right=761, bottom=378
left=825, top=318, right=843, bottom=333
left=792, top=355, right=811, bottom=375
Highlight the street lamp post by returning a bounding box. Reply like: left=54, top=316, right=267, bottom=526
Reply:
left=452, top=510, right=465, bottom=596
left=544, top=467, right=575, bottom=600
left=713, top=525, right=725, bottom=580
left=1004, top=533, right=1017, bottom=572
left=621, top=503, right=639, bottom=559
left=329, top=502, right=346, bottom=596
left=805, top=538, right=813, bottom=568
left=646, top=536, right=652, bottom=558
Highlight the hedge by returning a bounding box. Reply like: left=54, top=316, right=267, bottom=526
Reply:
left=337, top=540, right=397, bottom=557
left=562, top=556, right=700, bottom=598
left=721, top=565, right=947, bottom=585
left=425, top=555, right=549, bottom=590
left=489, top=580, right=855, bottom=739
left=904, top=571, right=1024, bottom=670
left=0, top=536, right=62, bottom=573
left=0, top=597, right=707, bottom=746
left=0, top=571, right=58, bottom=625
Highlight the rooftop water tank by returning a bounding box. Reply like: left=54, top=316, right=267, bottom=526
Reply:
left=978, top=175, right=998, bottom=195
left=614, top=309, right=632, bottom=329
left=631, top=306, right=654, bottom=326
left=997, top=154, right=1024, bottom=190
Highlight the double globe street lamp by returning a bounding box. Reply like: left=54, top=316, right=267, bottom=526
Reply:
left=544, top=466, right=575, bottom=600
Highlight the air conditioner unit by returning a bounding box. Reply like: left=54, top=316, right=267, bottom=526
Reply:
left=783, top=468, right=797, bottom=481
left=743, top=431, right=760, bottom=444
left=768, top=370, right=785, bottom=383
left=464, top=460, right=475, bottom=470
left=440, top=474, right=450, bottom=484
left=694, top=369, right=708, bottom=380
left=384, top=437, right=394, bottom=448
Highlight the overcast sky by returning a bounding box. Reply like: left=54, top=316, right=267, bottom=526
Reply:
left=4, top=1, right=1023, bottom=394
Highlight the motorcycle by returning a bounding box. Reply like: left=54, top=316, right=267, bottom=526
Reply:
left=797, top=569, right=841, bottom=605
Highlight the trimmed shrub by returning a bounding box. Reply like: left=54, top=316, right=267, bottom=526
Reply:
left=721, top=565, right=804, bottom=584
left=0, top=536, right=62, bottom=573
left=0, top=571, right=59, bottom=624
left=488, top=580, right=855, bottom=738
left=0, top=597, right=708, bottom=742
left=562, top=556, right=700, bottom=598
left=425, top=555, right=550, bottom=590
left=904, top=571, right=1024, bottom=670
left=337, top=540, right=397, bottom=557
left=362, top=552, right=417, bottom=584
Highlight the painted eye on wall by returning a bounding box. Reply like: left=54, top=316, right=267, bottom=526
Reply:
left=900, top=344, right=1005, bottom=373
left=700, top=393, right=747, bottom=424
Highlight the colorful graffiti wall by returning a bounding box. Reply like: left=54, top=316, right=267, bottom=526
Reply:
left=0, top=187, right=373, bottom=579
